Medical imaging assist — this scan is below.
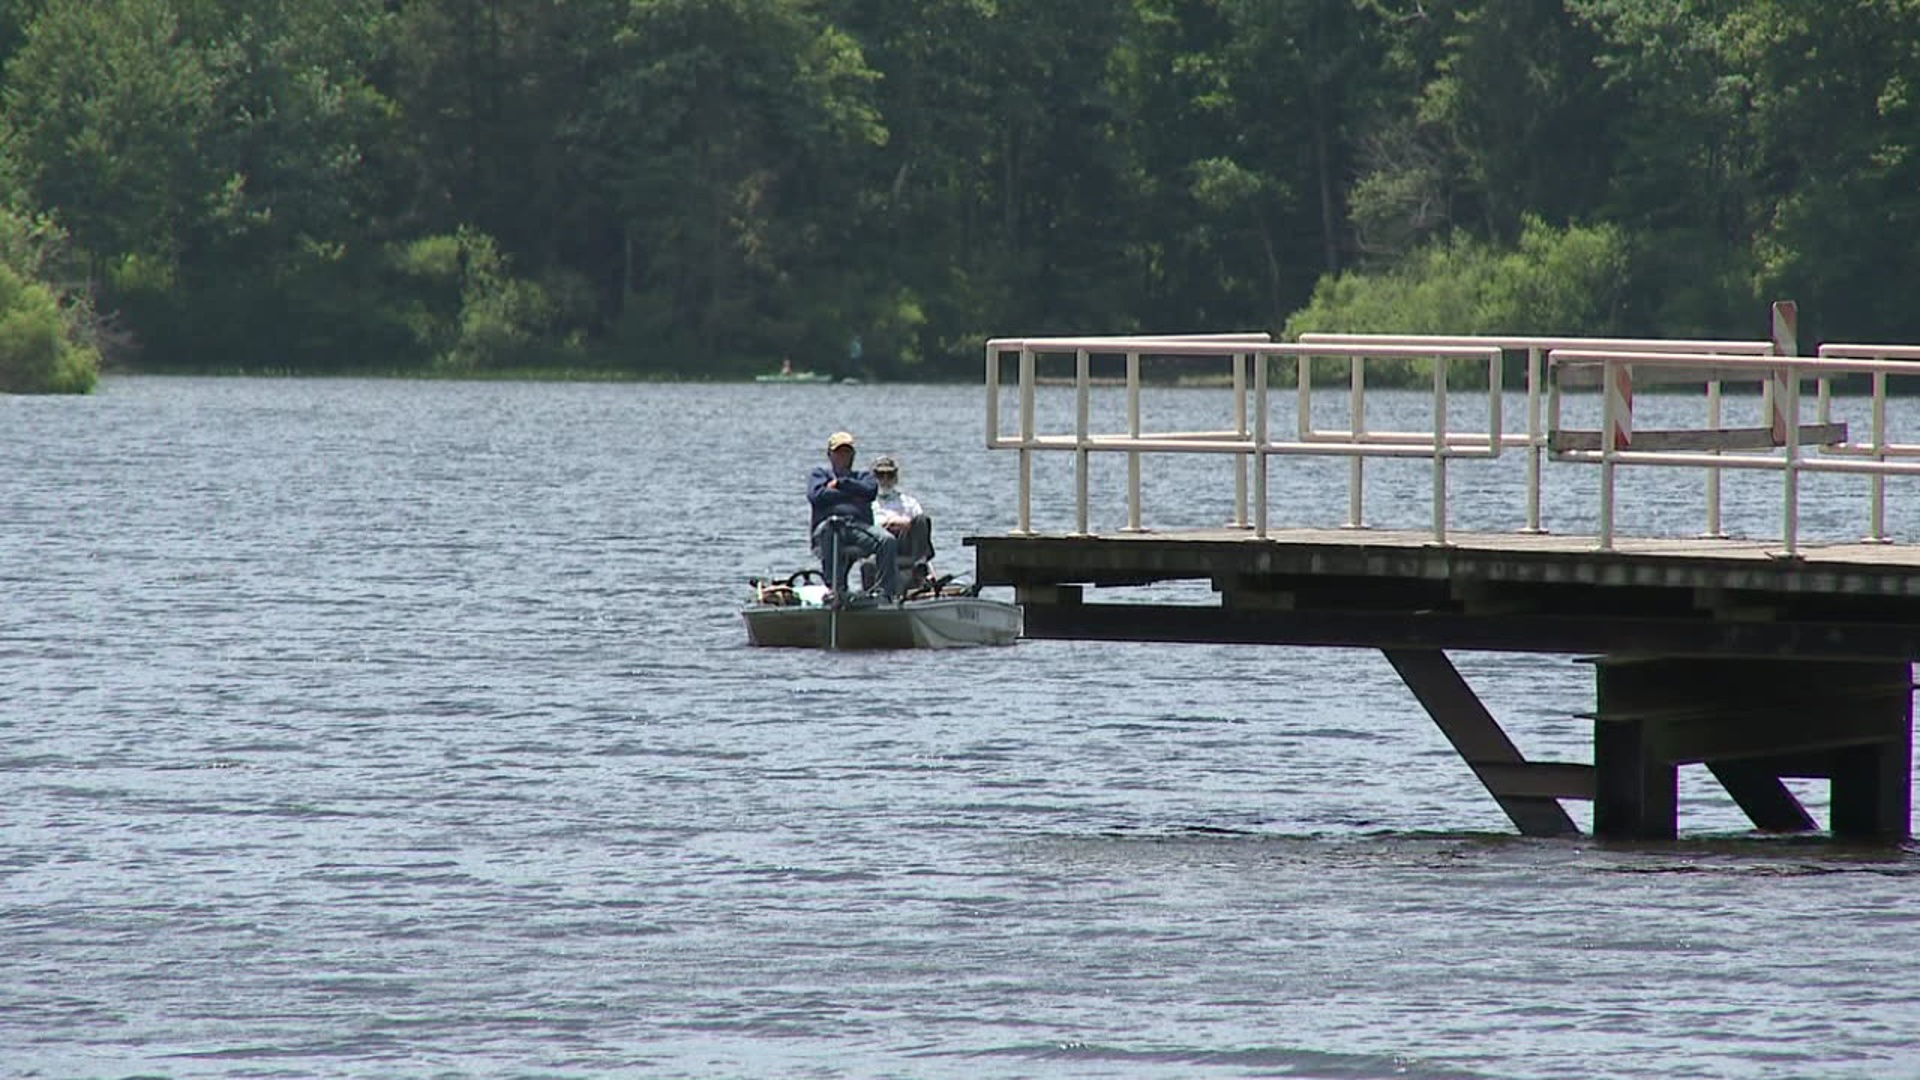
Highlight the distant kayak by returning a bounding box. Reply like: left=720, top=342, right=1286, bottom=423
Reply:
left=754, top=370, right=836, bottom=383
left=757, top=358, right=836, bottom=383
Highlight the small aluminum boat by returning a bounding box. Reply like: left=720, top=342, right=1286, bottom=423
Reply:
left=743, top=571, right=1022, bottom=649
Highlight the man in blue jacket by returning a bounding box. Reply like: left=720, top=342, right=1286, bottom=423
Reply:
left=808, top=430, right=901, bottom=604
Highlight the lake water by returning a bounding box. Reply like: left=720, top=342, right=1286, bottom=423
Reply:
left=4, top=375, right=1919, bottom=1079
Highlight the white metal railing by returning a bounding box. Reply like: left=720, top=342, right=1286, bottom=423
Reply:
left=1817, top=344, right=1920, bottom=544
left=1300, top=333, right=1777, bottom=534
left=986, top=333, right=1506, bottom=544
left=1550, top=347, right=1920, bottom=553
left=984, top=334, right=1275, bottom=537
left=985, top=331, right=1920, bottom=554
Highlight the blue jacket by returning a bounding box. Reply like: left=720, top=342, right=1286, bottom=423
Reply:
left=809, top=465, right=879, bottom=531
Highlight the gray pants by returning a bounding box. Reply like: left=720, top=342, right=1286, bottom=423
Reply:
left=861, top=515, right=935, bottom=591
left=813, top=517, right=901, bottom=601
left=897, top=514, right=934, bottom=565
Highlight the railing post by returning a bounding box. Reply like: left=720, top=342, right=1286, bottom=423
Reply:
left=1255, top=348, right=1270, bottom=539
left=1124, top=351, right=1143, bottom=532
left=1296, top=346, right=1312, bottom=441
left=1524, top=346, right=1544, bottom=532
left=1017, top=347, right=1035, bottom=535
left=1871, top=367, right=1889, bottom=542
left=1231, top=353, right=1250, bottom=528
left=1347, top=354, right=1366, bottom=528
left=1782, top=361, right=1800, bottom=557
left=1599, top=359, right=1616, bottom=553
left=1487, top=346, right=1503, bottom=457
left=1772, top=302, right=1800, bottom=558
left=1074, top=347, right=1090, bottom=536
left=984, top=342, right=1000, bottom=447
left=1432, top=351, right=1449, bottom=545
left=1703, top=378, right=1725, bottom=538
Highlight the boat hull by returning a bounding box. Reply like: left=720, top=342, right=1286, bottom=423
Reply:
left=743, top=596, right=1022, bottom=649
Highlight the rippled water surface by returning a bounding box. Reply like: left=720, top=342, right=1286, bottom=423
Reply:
left=5, top=376, right=1920, bottom=1079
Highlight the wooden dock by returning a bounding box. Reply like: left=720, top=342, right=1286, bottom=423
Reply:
left=973, top=326, right=1920, bottom=840
left=969, top=526, right=1916, bottom=841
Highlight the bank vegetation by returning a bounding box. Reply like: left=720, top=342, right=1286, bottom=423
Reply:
left=1, top=1, right=1914, bottom=392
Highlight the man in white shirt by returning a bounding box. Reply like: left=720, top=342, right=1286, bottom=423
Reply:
left=869, top=455, right=935, bottom=589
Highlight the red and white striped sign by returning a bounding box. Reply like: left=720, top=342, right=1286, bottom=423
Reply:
left=1770, top=300, right=1798, bottom=443
left=1606, top=363, right=1633, bottom=449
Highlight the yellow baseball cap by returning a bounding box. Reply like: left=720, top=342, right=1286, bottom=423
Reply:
left=827, top=431, right=855, bottom=450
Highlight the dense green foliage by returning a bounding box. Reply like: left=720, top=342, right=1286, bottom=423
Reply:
left=0, top=207, right=99, bottom=393
left=1286, top=217, right=1629, bottom=385
left=2, top=0, right=1918, bottom=388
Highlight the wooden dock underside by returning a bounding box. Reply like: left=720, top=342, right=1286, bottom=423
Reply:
left=970, top=527, right=1920, bottom=660
left=971, top=525, right=1920, bottom=597
left=967, top=527, right=1918, bottom=840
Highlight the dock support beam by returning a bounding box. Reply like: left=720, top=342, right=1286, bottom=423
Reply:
left=1706, top=759, right=1818, bottom=833
left=1593, top=708, right=1678, bottom=839
left=1831, top=737, right=1913, bottom=839
left=1002, top=586, right=1914, bottom=842
left=1383, top=649, right=1583, bottom=837
left=1593, top=657, right=1913, bottom=841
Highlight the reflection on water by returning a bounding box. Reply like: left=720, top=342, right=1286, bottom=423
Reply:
left=2, top=376, right=1917, bottom=1079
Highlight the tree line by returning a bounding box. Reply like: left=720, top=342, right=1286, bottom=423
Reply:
left=2, top=0, right=1917, bottom=393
